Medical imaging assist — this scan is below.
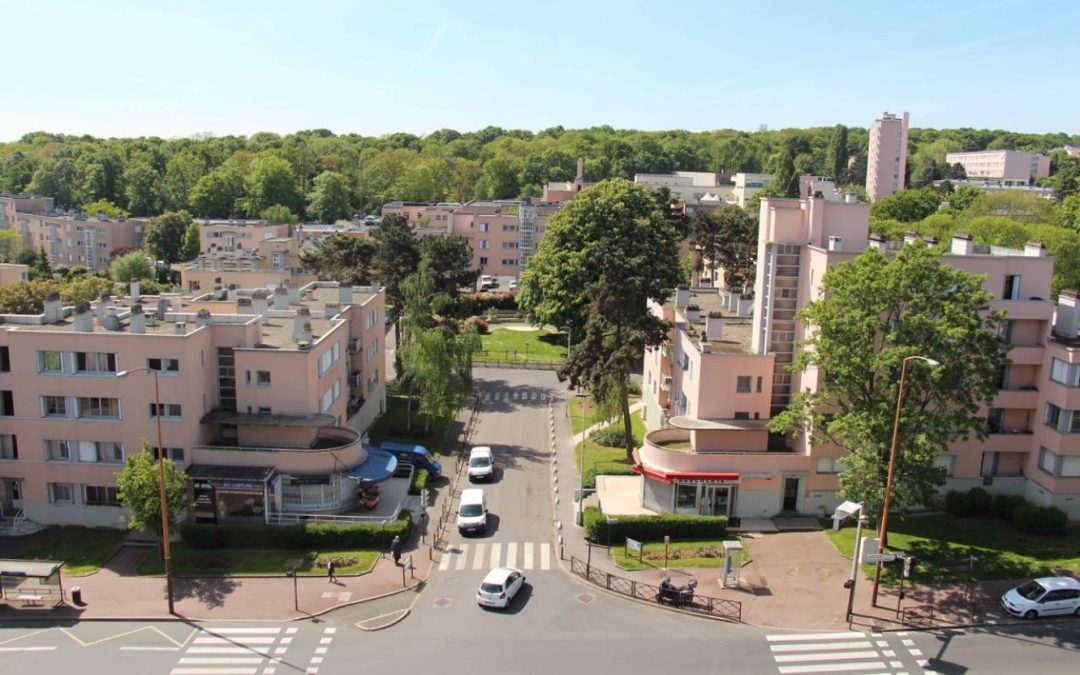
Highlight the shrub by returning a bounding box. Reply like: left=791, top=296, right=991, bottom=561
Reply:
left=1013, top=504, right=1068, bottom=536
left=943, top=490, right=970, bottom=516
left=966, top=487, right=992, bottom=516
left=991, top=494, right=1027, bottom=521
left=583, top=506, right=726, bottom=543
left=462, top=315, right=489, bottom=335
left=180, top=513, right=412, bottom=550
left=627, top=381, right=642, bottom=396
left=590, top=426, right=625, bottom=447
left=409, top=468, right=429, bottom=496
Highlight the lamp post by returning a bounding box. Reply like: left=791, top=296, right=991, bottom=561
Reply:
left=871, top=355, right=939, bottom=607
left=116, top=367, right=174, bottom=615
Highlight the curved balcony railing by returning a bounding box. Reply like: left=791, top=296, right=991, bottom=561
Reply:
left=192, top=426, right=365, bottom=475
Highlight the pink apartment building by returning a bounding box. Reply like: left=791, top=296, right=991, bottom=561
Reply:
left=0, top=264, right=29, bottom=286
left=866, top=111, right=909, bottom=202
left=180, top=236, right=315, bottom=293
left=1, top=194, right=145, bottom=272
left=640, top=193, right=1080, bottom=519
left=944, top=149, right=1051, bottom=186
left=0, top=280, right=388, bottom=529
left=199, top=220, right=291, bottom=256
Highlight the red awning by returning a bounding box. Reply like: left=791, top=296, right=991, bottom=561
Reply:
left=632, top=449, right=740, bottom=484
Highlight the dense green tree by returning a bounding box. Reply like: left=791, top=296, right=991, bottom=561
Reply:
left=145, top=211, right=194, bottom=264
left=419, top=234, right=478, bottom=295
left=161, top=152, right=205, bottom=211
left=123, top=160, right=163, bottom=216
left=1059, top=194, right=1080, bottom=232
left=825, top=124, right=849, bottom=183
left=181, top=222, right=201, bottom=260
left=0, top=230, right=22, bottom=263
left=242, top=155, right=301, bottom=217
left=944, top=185, right=983, bottom=213
left=1052, top=155, right=1080, bottom=201
left=116, top=443, right=188, bottom=536
left=29, top=157, right=78, bottom=208
left=0, top=279, right=62, bottom=313
left=189, top=166, right=243, bottom=218
left=770, top=244, right=1008, bottom=525
left=1, top=150, right=36, bottom=193
left=260, top=204, right=300, bottom=225
left=306, top=171, right=354, bottom=223
left=709, top=204, right=758, bottom=288
left=373, top=213, right=421, bottom=319
left=82, top=198, right=128, bottom=219
left=110, top=251, right=154, bottom=282
left=474, top=155, right=521, bottom=199
left=962, top=190, right=1056, bottom=224
left=520, top=179, right=681, bottom=457
left=298, top=234, right=376, bottom=284
left=75, top=148, right=124, bottom=206
left=771, top=149, right=800, bottom=198
left=30, top=246, right=52, bottom=279
left=869, top=188, right=943, bottom=223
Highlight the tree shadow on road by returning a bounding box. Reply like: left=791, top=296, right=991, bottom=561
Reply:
left=172, top=576, right=240, bottom=608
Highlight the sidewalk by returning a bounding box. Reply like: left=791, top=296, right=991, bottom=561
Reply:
left=549, top=397, right=1044, bottom=632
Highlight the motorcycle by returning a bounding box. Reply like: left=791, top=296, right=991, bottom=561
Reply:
left=656, top=578, right=698, bottom=607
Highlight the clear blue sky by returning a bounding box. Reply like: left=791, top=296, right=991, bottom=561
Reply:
left=3, top=0, right=1078, bottom=140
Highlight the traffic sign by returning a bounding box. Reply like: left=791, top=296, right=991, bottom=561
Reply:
left=866, top=553, right=896, bottom=563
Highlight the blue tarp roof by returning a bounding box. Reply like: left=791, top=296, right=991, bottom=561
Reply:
left=344, top=449, right=398, bottom=485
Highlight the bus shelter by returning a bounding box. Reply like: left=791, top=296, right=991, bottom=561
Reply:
left=0, top=559, right=65, bottom=607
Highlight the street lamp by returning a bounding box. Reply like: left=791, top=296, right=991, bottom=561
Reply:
left=834, top=501, right=867, bottom=622
left=116, top=367, right=175, bottom=615
left=871, top=355, right=940, bottom=607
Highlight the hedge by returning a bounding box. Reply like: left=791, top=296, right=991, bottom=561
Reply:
left=1013, top=503, right=1068, bottom=536
left=409, top=468, right=429, bottom=496
left=943, top=487, right=1067, bottom=536
left=180, top=513, right=412, bottom=550
left=583, top=506, right=727, bottom=543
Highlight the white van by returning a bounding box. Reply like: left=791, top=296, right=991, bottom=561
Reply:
left=457, top=488, right=488, bottom=535
left=468, top=446, right=494, bottom=482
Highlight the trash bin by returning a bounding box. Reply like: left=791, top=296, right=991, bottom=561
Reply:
left=71, top=586, right=82, bottom=605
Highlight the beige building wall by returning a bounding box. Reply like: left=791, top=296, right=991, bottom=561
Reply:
left=866, top=111, right=909, bottom=202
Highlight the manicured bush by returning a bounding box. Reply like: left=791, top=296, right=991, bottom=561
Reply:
left=966, top=487, right=992, bottom=516
left=409, top=468, right=429, bottom=496
left=583, top=506, right=726, bottom=543
left=1013, top=503, right=1068, bottom=536
left=590, top=426, right=624, bottom=447
left=180, top=512, right=412, bottom=550
left=627, top=381, right=642, bottom=396
left=944, top=490, right=970, bottom=516
left=462, top=315, right=489, bottom=335
left=991, top=494, right=1027, bottom=521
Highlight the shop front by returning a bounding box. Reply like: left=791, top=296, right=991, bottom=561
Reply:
left=187, top=464, right=277, bottom=525
left=673, top=478, right=740, bottom=516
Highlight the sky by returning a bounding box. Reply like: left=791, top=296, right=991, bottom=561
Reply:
left=2, top=0, right=1078, bottom=140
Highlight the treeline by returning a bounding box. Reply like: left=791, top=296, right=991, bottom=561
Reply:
left=2, top=125, right=1077, bottom=222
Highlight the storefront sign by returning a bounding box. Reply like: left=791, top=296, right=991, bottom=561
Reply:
left=626, top=538, right=643, bottom=555
left=215, top=481, right=263, bottom=496
left=681, top=478, right=741, bottom=486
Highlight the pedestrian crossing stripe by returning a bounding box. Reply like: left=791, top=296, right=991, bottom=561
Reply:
left=438, top=541, right=552, bottom=572
left=765, top=632, right=924, bottom=675
left=170, top=626, right=308, bottom=675
left=478, top=390, right=549, bottom=402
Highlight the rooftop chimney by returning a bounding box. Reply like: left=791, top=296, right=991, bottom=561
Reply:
left=251, top=289, right=269, bottom=316
left=73, top=303, right=93, bottom=332
left=174, top=321, right=186, bottom=335
left=96, top=293, right=113, bottom=323
left=951, top=232, right=974, bottom=256
left=237, top=297, right=254, bottom=313
left=904, top=231, right=921, bottom=246
left=212, top=282, right=225, bottom=300
left=129, top=279, right=141, bottom=302
left=294, top=307, right=313, bottom=343
left=156, top=297, right=169, bottom=320
left=129, top=302, right=146, bottom=334
left=674, top=287, right=690, bottom=309
left=705, top=313, right=724, bottom=341
left=844, top=192, right=858, bottom=204
left=1056, top=290, right=1080, bottom=338
left=827, top=236, right=843, bottom=252
left=43, top=292, right=63, bottom=324
left=324, top=301, right=342, bottom=319
left=288, top=283, right=301, bottom=305
left=102, top=313, right=121, bottom=331
left=338, top=284, right=353, bottom=305
left=196, top=308, right=211, bottom=328
left=868, top=233, right=888, bottom=253
left=1025, top=240, right=1046, bottom=257
left=273, top=285, right=289, bottom=310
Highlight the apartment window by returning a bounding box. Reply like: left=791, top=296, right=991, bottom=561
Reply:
left=733, top=412, right=750, bottom=420
left=256, top=370, right=272, bottom=386
left=1065, top=456, right=1080, bottom=478
left=1050, top=358, right=1080, bottom=387
left=501, top=242, right=518, bottom=249
left=84, top=485, right=120, bottom=506
left=366, top=308, right=378, bottom=329
left=816, top=457, right=847, bottom=474
left=79, top=397, right=120, bottom=418
left=39, top=350, right=63, bottom=373
left=96, top=441, right=124, bottom=464
left=154, top=447, right=185, bottom=463
left=1002, top=275, right=1021, bottom=301
left=44, top=439, right=72, bottom=461
left=999, top=320, right=1014, bottom=344
left=933, top=454, right=956, bottom=476
left=368, top=369, right=379, bottom=394
left=479, top=222, right=490, bottom=232
left=48, top=483, right=74, bottom=504
left=75, top=352, right=117, bottom=373
left=736, top=376, right=752, bottom=393
left=149, top=403, right=182, bottom=419
left=319, top=349, right=334, bottom=376
left=479, top=239, right=490, bottom=249
left=1, top=390, right=12, bottom=416
left=147, top=357, right=180, bottom=373
left=1045, top=402, right=1062, bottom=430
left=42, top=395, right=67, bottom=417
left=0, top=346, right=8, bottom=372
left=479, top=257, right=489, bottom=266
left=257, top=406, right=272, bottom=415
left=0, top=434, right=16, bottom=460
left=501, top=259, right=518, bottom=266
left=756, top=376, right=763, bottom=393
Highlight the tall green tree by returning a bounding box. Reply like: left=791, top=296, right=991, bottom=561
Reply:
left=373, top=213, right=421, bottom=317
left=29, top=157, right=78, bottom=208
left=181, top=222, right=201, bottom=260
left=306, top=170, right=353, bottom=223
left=110, top=251, right=154, bottom=283
left=825, top=124, right=849, bottom=183
left=83, top=198, right=128, bottom=219
left=0, top=230, right=24, bottom=263
left=419, top=234, right=478, bottom=295
left=161, top=152, right=205, bottom=211
left=123, top=160, right=163, bottom=216
left=770, top=244, right=1008, bottom=526
left=944, top=185, right=983, bottom=214
left=189, top=166, right=244, bottom=218
left=520, top=179, right=681, bottom=457
left=771, top=149, right=800, bottom=198
left=299, top=234, right=376, bottom=284
left=116, top=443, right=188, bottom=536
left=145, top=210, right=194, bottom=264
left=260, top=204, right=299, bottom=225
left=242, top=155, right=301, bottom=217
left=869, top=188, right=943, bottom=223
left=31, top=246, right=52, bottom=280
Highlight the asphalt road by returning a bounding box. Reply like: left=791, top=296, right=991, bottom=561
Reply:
left=2, top=368, right=1079, bottom=674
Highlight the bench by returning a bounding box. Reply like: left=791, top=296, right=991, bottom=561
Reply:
left=17, top=594, right=43, bottom=607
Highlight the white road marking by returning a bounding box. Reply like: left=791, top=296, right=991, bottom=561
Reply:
left=454, top=544, right=469, bottom=570
left=902, top=639, right=915, bottom=646
left=766, top=632, right=866, bottom=642
left=323, top=628, right=336, bottom=634
left=506, top=542, right=518, bottom=568
left=438, top=549, right=452, bottom=571
left=778, top=663, right=886, bottom=674
left=0, top=647, right=57, bottom=652
left=472, top=543, right=486, bottom=570
left=770, top=642, right=873, bottom=652
left=193, top=637, right=276, bottom=645
left=540, top=543, right=551, bottom=570
left=523, top=542, right=534, bottom=570
left=186, top=648, right=272, bottom=655
left=774, top=651, right=881, bottom=663
left=490, top=542, right=502, bottom=568
left=179, top=659, right=265, bottom=665
left=172, top=669, right=258, bottom=675
left=205, top=628, right=281, bottom=635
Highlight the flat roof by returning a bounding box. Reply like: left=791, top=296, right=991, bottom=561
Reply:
left=186, top=464, right=277, bottom=482
left=201, top=410, right=336, bottom=427
left=670, top=289, right=754, bottom=354
left=0, top=559, right=63, bottom=578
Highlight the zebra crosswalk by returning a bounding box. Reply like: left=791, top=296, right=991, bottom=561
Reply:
left=438, top=541, right=552, bottom=573
left=765, top=631, right=926, bottom=675
left=169, top=625, right=328, bottom=675
left=476, top=389, right=550, bottom=402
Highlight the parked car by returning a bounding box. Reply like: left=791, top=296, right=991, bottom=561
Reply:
left=508, top=279, right=519, bottom=291
left=379, top=441, right=441, bottom=477
left=468, top=446, right=494, bottom=482
left=1001, top=576, right=1080, bottom=619
left=477, top=567, right=525, bottom=609
left=456, top=488, right=488, bottom=535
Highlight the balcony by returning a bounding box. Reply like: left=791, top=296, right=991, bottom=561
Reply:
left=639, top=428, right=808, bottom=478
left=993, top=388, right=1039, bottom=410
left=192, top=426, right=364, bottom=475
left=1007, top=344, right=1044, bottom=365
left=991, top=299, right=1053, bottom=322
left=660, top=376, right=672, bottom=392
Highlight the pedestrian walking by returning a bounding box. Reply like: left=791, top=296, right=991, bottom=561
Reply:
left=390, top=535, right=402, bottom=566
left=327, top=559, right=336, bottom=582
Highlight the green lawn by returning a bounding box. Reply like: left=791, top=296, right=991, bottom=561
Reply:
left=18, top=527, right=127, bottom=576
left=478, top=326, right=567, bottom=364
left=611, top=537, right=752, bottom=571
left=137, top=546, right=380, bottom=577
left=575, top=412, right=646, bottom=488
left=367, top=391, right=454, bottom=450
left=568, top=395, right=643, bottom=436
left=825, top=514, right=1080, bottom=586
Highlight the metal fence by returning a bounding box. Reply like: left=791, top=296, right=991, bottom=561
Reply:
left=474, top=354, right=562, bottom=371
left=569, top=555, right=741, bottom=622
left=430, top=393, right=483, bottom=557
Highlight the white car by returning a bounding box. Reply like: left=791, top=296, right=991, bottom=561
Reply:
left=477, top=567, right=525, bottom=609
left=508, top=279, right=519, bottom=291
left=1001, top=576, right=1080, bottom=619
left=468, top=446, right=494, bottom=482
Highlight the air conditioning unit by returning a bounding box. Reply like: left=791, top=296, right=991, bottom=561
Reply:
left=660, top=376, right=672, bottom=391
left=348, top=339, right=361, bottom=354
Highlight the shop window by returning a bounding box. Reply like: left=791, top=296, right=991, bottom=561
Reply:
left=675, top=484, right=698, bottom=509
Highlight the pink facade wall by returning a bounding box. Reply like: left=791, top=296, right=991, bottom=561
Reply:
left=866, top=112, right=908, bottom=202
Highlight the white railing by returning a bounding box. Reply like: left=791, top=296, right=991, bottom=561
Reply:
left=267, top=503, right=402, bottom=526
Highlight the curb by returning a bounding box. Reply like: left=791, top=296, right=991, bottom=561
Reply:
left=355, top=608, right=411, bottom=631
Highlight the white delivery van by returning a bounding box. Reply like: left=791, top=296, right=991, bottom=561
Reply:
left=468, top=446, right=494, bottom=482
left=457, top=488, right=488, bottom=535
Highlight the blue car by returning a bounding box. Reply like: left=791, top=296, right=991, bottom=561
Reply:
left=380, top=442, right=442, bottom=476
